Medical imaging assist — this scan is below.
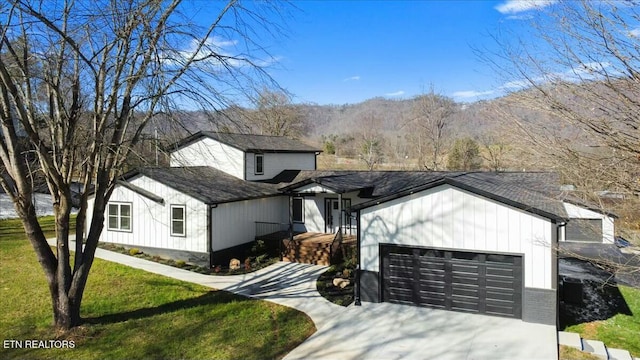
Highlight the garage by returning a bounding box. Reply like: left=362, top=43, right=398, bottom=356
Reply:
left=381, top=244, right=523, bottom=318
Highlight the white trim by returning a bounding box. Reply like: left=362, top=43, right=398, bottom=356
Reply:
left=107, top=202, right=132, bottom=232
left=292, top=197, right=304, bottom=223
left=255, top=153, right=264, bottom=175
left=170, top=204, right=187, bottom=237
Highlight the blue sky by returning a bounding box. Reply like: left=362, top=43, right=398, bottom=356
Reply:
left=257, top=0, right=553, bottom=105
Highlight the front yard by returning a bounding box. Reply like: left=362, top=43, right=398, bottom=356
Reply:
left=563, top=285, right=640, bottom=358
left=0, top=217, right=315, bottom=360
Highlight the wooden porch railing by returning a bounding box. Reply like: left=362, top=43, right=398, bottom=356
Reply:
left=330, top=230, right=343, bottom=260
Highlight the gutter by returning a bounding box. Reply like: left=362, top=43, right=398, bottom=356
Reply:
left=555, top=221, right=566, bottom=331
left=207, top=205, right=213, bottom=268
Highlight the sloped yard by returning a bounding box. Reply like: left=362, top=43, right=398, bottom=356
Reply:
left=563, top=285, right=640, bottom=358
left=0, top=217, right=315, bottom=360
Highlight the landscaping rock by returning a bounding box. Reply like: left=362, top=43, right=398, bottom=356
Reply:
left=333, top=278, right=350, bottom=289
left=230, top=258, right=241, bottom=270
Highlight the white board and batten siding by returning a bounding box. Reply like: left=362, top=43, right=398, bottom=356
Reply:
left=562, top=202, right=614, bottom=244
left=245, top=152, right=316, bottom=181
left=360, top=184, right=555, bottom=290
left=169, top=138, right=244, bottom=179
left=210, top=196, right=288, bottom=251
left=90, top=175, right=209, bottom=253
left=294, top=190, right=368, bottom=233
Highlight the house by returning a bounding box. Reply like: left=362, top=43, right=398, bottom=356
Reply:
left=88, top=131, right=616, bottom=326
left=87, top=132, right=320, bottom=266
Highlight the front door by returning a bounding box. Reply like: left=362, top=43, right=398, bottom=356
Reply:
left=324, top=198, right=351, bottom=233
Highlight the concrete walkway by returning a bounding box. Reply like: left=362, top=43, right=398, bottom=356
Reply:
left=50, top=239, right=345, bottom=330
left=57, top=240, right=558, bottom=359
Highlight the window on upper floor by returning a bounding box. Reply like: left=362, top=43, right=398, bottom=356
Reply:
left=171, top=205, right=186, bottom=237
left=107, top=202, right=132, bottom=232
left=255, top=154, right=264, bottom=175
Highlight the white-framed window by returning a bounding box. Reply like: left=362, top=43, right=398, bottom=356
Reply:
left=292, top=197, right=304, bottom=223
left=255, top=153, right=264, bottom=175
left=107, top=202, right=132, bottom=232
left=171, top=204, right=186, bottom=237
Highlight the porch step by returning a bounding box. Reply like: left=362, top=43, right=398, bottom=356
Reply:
left=607, top=348, right=632, bottom=360
left=558, top=331, right=582, bottom=349
left=282, top=236, right=337, bottom=266
left=560, top=331, right=636, bottom=360
left=581, top=339, right=607, bottom=359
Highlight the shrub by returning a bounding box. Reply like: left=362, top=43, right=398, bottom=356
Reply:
left=175, top=260, right=186, bottom=268
left=129, top=248, right=141, bottom=256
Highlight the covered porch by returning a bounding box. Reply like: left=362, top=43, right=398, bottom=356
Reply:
left=255, top=227, right=355, bottom=266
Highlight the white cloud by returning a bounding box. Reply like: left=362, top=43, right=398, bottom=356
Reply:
left=495, top=0, right=556, bottom=15
left=629, top=28, right=640, bottom=37
left=385, top=90, right=405, bottom=97
left=164, top=36, right=280, bottom=69
left=343, top=76, right=360, bottom=82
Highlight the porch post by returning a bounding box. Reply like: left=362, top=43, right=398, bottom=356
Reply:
left=289, top=195, right=294, bottom=242
left=338, top=193, right=343, bottom=234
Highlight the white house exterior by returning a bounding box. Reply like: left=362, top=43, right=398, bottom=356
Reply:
left=169, top=132, right=318, bottom=181
left=88, top=131, right=617, bottom=326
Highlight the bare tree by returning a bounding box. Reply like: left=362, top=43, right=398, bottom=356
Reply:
left=406, top=88, right=456, bottom=170
left=250, top=88, right=305, bottom=137
left=488, top=1, right=640, bottom=275
left=0, top=0, right=286, bottom=330
left=356, top=113, right=385, bottom=171
left=479, top=134, right=510, bottom=172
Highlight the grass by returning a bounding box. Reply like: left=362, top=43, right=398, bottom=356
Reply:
left=0, top=216, right=315, bottom=360
left=558, top=345, right=602, bottom=360
left=563, top=285, right=640, bottom=357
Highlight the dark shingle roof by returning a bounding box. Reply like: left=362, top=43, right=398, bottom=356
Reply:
left=169, top=131, right=321, bottom=153
left=124, top=167, right=280, bottom=205
left=281, top=171, right=573, bottom=221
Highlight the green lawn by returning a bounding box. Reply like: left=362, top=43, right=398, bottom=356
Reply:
left=0, top=216, right=315, bottom=360
left=564, top=285, right=640, bottom=357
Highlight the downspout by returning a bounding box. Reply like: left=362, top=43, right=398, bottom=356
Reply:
left=555, top=221, right=566, bottom=332
left=207, top=205, right=213, bottom=268
left=355, top=209, right=362, bottom=306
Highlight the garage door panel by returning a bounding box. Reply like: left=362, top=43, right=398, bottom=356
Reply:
left=486, top=267, right=514, bottom=277
left=486, top=279, right=516, bottom=289
left=451, top=263, right=480, bottom=274
left=486, top=291, right=516, bottom=302
left=451, top=299, right=480, bottom=313
left=382, top=245, right=522, bottom=319
left=418, top=259, right=446, bottom=270
left=452, top=287, right=479, bottom=298
left=452, top=275, right=480, bottom=286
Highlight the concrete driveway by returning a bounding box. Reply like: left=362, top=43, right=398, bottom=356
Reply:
left=57, top=239, right=558, bottom=360
left=285, top=302, right=557, bottom=360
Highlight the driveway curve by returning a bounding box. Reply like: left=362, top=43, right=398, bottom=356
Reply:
left=63, top=241, right=558, bottom=360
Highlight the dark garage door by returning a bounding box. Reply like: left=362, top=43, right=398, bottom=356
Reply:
left=381, top=245, right=523, bottom=318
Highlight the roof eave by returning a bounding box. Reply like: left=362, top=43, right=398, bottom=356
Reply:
left=351, top=177, right=566, bottom=222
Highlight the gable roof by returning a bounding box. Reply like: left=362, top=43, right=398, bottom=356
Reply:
left=168, top=131, right=321, bottom=153
left=122, top=167, right=280, bottom=205
left=281, top=171, right=573, bottom=221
